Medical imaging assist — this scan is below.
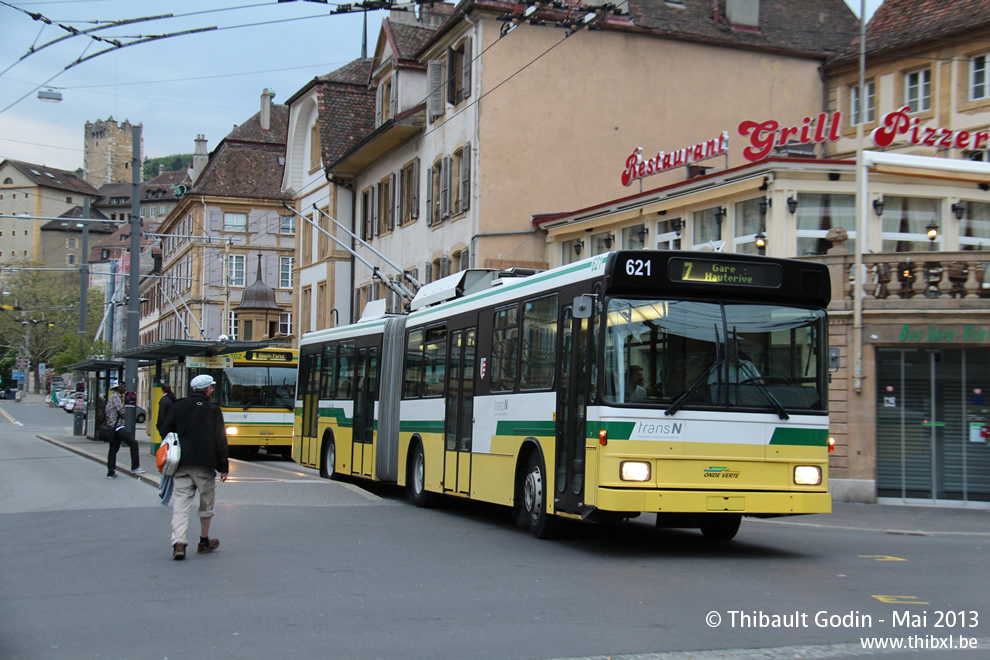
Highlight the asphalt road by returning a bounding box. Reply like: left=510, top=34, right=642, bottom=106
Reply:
left=1, top=395, right=988, bottom=660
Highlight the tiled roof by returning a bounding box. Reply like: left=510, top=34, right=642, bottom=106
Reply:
left=860, top=0, right=990, bottom=56
left=319, top=58, right=374, bottom=86
left=41, top=207, right=115, bottom=232
left=625, top=0, right=859, bottom=56
left=189, top=142, right=290, bottom=200
left=388, top=20, right=437, bottom=60
left=226, top=104, right=289, bottom=144
left=147, top=170, right=191, bottom=187
left=1, top=159, right=100, bottom=196
left=316, top=59, right=377, bottom=167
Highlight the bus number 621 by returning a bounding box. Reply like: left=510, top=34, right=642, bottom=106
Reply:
left=625, top=258, right=652, bottom=277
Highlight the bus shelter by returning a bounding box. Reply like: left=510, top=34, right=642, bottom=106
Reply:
left=117, top=339, right=280, bottom=448
left=64, top=359, right=124, bottom=440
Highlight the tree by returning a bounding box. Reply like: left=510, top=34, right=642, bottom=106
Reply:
left=143, top=154, right=192, bottom=180
left=0, top=266, right=105, bottom=392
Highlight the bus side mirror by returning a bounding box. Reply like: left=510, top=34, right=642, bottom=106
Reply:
left=828, top=347, right=840, bottom=372
left=573, top=294, right=595, bottom=319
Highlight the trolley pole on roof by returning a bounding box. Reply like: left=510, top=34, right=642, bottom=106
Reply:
left=281, top=203, right=417, bottom=304
left=311, top=204, right=422, bottom=293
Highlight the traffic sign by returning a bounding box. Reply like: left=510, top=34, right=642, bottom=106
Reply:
left=12, top=370, right=25, bottom=380
left=16, top=356, right=29, bottom=369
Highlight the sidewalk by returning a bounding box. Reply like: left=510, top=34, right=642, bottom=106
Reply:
left=24, top=391, right=990, bottom=536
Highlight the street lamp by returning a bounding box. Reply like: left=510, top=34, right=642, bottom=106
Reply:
left=926, top=219, right=939, bottom=251
left=755, top=231, right=767, bottom=255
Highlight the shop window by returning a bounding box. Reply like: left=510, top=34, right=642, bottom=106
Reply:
left=795, top=193, right=856, bottom=255
left=880, top=196, right=940, bottom=252
left=733, top=198, right=763, bottom=255
left=960, top=201, right=990, bottom=250
left=693, top=206, right=724, bottom=247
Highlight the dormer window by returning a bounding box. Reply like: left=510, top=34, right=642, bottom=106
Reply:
left=376, top=74, right=396, bottom=126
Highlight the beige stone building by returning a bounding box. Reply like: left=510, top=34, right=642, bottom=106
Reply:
left=83, top=117, right=144, bottom=187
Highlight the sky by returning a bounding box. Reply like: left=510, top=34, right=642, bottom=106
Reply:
left=0, top=0, right=883, bottom=175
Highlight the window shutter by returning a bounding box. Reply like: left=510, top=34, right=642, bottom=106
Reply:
left=373, top=183, right=380, bottom=236
left=412, top=159, right=420, bottom=219
left=209, top=210, right=222, bottom=231
left=427, top=60, right=444, bottom=120
left=460, top=142, right=471, bottom=212
left=425, top=166, right=433, bottom=225
left=353, top=288, right=361, bottom=323
left=389, top=173, right=397, bottom=231
left=425, top=261, right=432, bottom=283
left=447, top=48, right=456, bottom=104
left=462, top=38, right=472, bottom=99
left=440, top=255, right=450, bottom=278
left=389, top=75, right=398, bottom=118
left=460, top=247, right=470, bottom=271
left=395, top=169, right=403, bottom=225
left=440, top=155, right=451, bottom=219
left=375, top=84, right=383, bottom=126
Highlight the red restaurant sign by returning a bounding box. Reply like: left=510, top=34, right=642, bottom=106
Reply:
left=621, top=108, right=990, bottom=185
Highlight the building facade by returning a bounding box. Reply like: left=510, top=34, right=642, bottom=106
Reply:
left=83, top=117, right=143, bottom=187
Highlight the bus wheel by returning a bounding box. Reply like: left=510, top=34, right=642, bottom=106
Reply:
left=320, top=437, right=338, bottom=480
left=406, top=442, right=438, bottom=508
left=523, top=452, right=558, bottom=539
left=699, top=514, right=741, bottom=542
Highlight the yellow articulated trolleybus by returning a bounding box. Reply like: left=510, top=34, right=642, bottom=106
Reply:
left=195, top=348, right=298, bottom=458
left=294, top=250, right=833, bottom=540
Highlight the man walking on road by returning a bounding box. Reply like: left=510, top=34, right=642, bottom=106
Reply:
left=104, top=383, right=145, bottom=478
left=159, top=374, right=229, bottom=560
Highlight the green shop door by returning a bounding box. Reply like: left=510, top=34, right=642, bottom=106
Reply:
left=876, top=348, right=990, bottom=504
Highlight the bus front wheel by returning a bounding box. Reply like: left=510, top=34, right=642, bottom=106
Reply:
left=522, top=452, right=559, bottom=539
left=699, top=514, right=741, bottom=542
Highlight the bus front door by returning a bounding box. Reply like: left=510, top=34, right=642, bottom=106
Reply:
left=444, top=328, right=476, bottom=495
left=299, top=349, right=321, bottom=467
left=351, top=346, right=378, bottom=479
left=555, top=307, right=588, bottom=515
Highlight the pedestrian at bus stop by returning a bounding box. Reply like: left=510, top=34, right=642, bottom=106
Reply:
left=155, top=383, right=177, bottom=439
left=159, top=374, right=229, bottom=561
left=104, top=383, right=145, bottom=479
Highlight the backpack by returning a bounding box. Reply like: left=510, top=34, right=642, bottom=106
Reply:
left=156, top=432, right=181, bottom=476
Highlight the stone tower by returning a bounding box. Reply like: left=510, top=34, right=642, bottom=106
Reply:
left=83, top=117, right=144, bottom=186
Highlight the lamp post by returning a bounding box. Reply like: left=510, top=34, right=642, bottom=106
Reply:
left=755, top=231, right=767, bottom=256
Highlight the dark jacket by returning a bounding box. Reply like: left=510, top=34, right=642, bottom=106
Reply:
left=160, top=391, right=229, bottom=474
left=155, top=392, right=177, bottom=437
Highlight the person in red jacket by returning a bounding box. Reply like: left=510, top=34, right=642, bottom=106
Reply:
left=159, top=374, right=229, bottom=560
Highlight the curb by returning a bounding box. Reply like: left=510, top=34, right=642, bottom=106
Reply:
left=36, top=434, right=161, bottom=487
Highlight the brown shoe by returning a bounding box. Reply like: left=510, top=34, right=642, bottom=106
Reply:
left=172, top=543, right=186, bottom=560
left=197, top=538, right=220, bottom=554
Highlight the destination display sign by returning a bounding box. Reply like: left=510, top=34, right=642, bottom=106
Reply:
left=668, top=258, right=782, bottom=288
left=245, top=350, right=294, bottom=362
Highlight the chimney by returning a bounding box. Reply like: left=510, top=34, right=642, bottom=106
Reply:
left=726, top=0, right=760, bottom=29
left=158, top=163, right=165, bottom=177
left=260, top=88, right=275, bottom=132
left=191, top=134, right=208, bottom=183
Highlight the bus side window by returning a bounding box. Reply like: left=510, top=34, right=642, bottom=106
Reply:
left=338, top=342, right=355, bottom=399
left=404, top=329, right=424, bottom=398
left=491, top=305, right=518, bottom=392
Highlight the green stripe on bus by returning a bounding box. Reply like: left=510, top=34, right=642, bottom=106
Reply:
left=400, top=420, right=445, bottom=434
left=769, top=428, right=828, bottom=446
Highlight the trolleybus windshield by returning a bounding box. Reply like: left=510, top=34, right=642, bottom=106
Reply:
left=216, top=365, right=297, bottom=410
left=603, top=298, right=827, bottom=413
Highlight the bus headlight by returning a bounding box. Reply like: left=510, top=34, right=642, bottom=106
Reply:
left=226, top=426, right=239, bottom=436
left=620, top=461, right=651, bottom=482
left=794, top=465, right=822, bottom=485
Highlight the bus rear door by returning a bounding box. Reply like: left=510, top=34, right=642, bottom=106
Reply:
left=351, top=340, right=378, bottom=479
left=444, top=327, right=476, bottom=495
left=298, top=348, right=321, bottom=466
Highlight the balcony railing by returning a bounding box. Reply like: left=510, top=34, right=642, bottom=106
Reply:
left=800, top=251, right=990, bottom=309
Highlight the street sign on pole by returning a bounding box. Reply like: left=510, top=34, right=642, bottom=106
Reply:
left=12, top=370, right=25, bottom=380
left=16, top=356, right=29, bottom=370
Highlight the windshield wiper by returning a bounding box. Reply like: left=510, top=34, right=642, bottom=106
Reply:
left=734, top=361, right=789, bottom=420
left=665, top=359, right=721, bottom=417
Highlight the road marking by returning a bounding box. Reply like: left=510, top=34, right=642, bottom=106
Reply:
left=549, top=639, right=990, bottom=659
left=872, top=595, right=930, bottom=604
left=858, top=555, right=907, bottom=561
left=0, top=406, right=24, bottom=426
